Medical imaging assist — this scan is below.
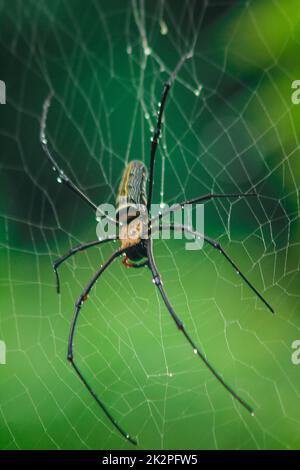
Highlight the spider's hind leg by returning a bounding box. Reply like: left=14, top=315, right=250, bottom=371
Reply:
left=67, top=247, right=137, bottom=446
left=53, top=236, right=116, bottom=294
left=146, top=239, right=255, bottom=416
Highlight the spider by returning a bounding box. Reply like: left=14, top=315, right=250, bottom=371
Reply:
left=40, top=69, right=274, bottom=446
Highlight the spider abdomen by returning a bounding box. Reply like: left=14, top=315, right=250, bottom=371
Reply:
left=117, top=160, right=148, bottom=263
left=116, top=160, right=148, bottom=222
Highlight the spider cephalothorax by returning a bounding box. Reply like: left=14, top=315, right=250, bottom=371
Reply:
left=119, top=217, right=148, bottom=268
left=119, top=218, right=145, bottom=249
left=41, top=63, right=274, bottom=446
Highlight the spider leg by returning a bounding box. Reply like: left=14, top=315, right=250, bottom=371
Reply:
left=146, top=239, right=254, bottom=416
left=182, top=192, right=258, bottom=205
left=40, top=93, right=117, bottom=226
left=40, top=93, right=97, bottom=211
left=67, top=247, right=137, bottom=446
left=147, top=55, right=188, bottom=212
left=53, top=236, right=117, bottom=294
left=152, top=192, right=259, bottom=223
left=147, top=81, right=171, bottom=212
left=159, top=224, right=275, bottom=314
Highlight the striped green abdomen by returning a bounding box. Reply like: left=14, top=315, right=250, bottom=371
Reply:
left=116, top=160, right=148, bottom=221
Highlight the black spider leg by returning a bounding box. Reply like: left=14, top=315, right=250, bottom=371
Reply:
left=152, top=192, right=259, bottom=223
left=146, top=238, right=255, bottom=416
left=147, top=81, right=171, bottom=213
left=147, top=55, right=188, bottom=213
left=67, top=247, right=137, bottom=446
left=53, top=235, right=116, bottom=294
left=159, top=224, right=275, bottom=314
left=183, top=192, right=258, bottom=205
left=40, top=93, right=98, bottom=211
left=40, top=93, right=118, bottom=226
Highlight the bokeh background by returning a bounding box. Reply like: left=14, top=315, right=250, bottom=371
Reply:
left=0, top=0, right=300, bottom=450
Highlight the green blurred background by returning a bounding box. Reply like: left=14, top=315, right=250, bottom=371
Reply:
left=0, top=0, right=300, bottom=450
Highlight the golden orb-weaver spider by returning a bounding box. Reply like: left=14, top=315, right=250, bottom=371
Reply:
left=40, top=64, right=274, bottom=445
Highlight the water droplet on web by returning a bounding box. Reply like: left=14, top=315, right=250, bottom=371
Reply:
left=145, top=112, right=150, bottom=120
left=57, top=176, right=62, bottom=184
left=144, top=46, right=152, bottom=56
left=160, top=20, right=168, bottom=35
left=126, top=45, right=132, bottom=55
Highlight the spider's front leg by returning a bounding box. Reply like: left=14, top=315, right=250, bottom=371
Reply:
left=147, top=54, right=190, bottom=212
left=152, top=191, right=259, bottom=223
left=146, top=238, right=255, bottom=416
left=147, top=80, right=171, bottom=212
left=40, top=93, right=117, bottom=226
left=40, top=94, right=98, bottom=212
left=67, top=247, right=137, bottom=446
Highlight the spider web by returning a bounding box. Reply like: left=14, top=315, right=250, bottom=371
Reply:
left=1, top=0, right=300, bottom=450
